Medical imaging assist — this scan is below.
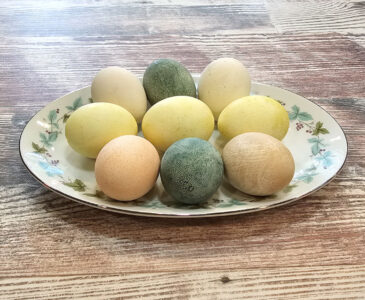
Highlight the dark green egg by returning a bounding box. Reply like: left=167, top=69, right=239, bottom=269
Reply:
left=143, top=59, right=196, bottom=105
left=160, top=138, right=224, bottom=204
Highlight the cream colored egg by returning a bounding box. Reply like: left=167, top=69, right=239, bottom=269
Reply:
left=65, top=103, right=137, bottom=158
left=223, top=132, right=295, bottom=196
left=91, top=66, right=147, bottom=122
left=198, top=58, right=251, bottom=120
left=95, top=135, right=160, bottom=201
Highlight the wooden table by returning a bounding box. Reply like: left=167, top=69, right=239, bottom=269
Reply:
left=1, top=1, right=364, bottom=299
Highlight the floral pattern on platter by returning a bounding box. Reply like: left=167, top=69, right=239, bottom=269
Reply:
left=29, top=96, right=334, bottom=210
left=30, top=97, right=88, bottom=191
left=286, top=104, right=333, bottom=186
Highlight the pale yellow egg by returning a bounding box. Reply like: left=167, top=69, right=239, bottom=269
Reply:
left=65, top=102, right=137, bottom=158
left=218, top=95, right=289, bottom=141
left=142, top=96, right=214, bottom=152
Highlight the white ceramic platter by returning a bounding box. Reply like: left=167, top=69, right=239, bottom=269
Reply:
left=19, top=76, right=347, bottom=218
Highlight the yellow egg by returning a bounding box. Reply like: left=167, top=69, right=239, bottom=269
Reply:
left=223, top=132, right=295, bottom=196
left=65, top=103, right=137, bottom=158
left=91, top=66, right=147, bottom=122
left=95, top=135, right=160, bottom=201
left=198, top=58, right=251, bottom=120
left=142, top=96, right=214, bottom=152
left=218, top=95, right=289, bottom=140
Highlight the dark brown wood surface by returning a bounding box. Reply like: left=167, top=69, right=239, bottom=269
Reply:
left=1, top=1, right=364, bottom=298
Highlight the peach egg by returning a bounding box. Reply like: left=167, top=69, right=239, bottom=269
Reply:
left=95, top=135, right=160, bottom=201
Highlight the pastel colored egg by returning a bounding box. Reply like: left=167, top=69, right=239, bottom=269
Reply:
left=218, top=95, right=289, bottom=140
left=65, top=102, right=137, bottom=158
left=223, top=132, right=295, bottom=196
left=198, top=58, right=251, bottom=120
left=91, top=66, right=147, bottom=122
left=142, top=96, right=214, bottom=152
left=95, top=135, right=160, bottom=201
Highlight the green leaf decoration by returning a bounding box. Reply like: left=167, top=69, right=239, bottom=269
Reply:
left=66, top=97, right=83, bottom=112
left=308, top=137, right=324, bottom=155
left=288, top=105, right=300, bottom=120
left=62, top=179, right=86, bottom=192
left=48, top=131, right=58, bottom=142
left=311, top=142, right=320, bottom=155
left=136, top=199, right=165, bottom=208
left=84, top=190, right=108, bottom=199
left=88, top=97, right=93, bottom=103
left=72, top=97, right=83, bottom=110
left=283, top=184, right=298, bottom=193
left=63, top=114, right=70, bottom=123
left=217, top=198, right=246, bottom=208
left=40, top=133, right=51, bottom=146
left=319, top=128, right=329, bottom=134
left=308, top=137, right=318, bottom=143
left=32, top=142, right=47, bottom=153
left=297, top=112, right=313, bottom=121
left=305, top=165, right=317, bottom=172
left=312, top=121, right=329, bottom=136
left=296, top=173, right=315, bottom=183
left=48, top=110, right=57, bottom=123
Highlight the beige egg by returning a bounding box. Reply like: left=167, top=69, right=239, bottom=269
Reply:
left=95, top=135, right=160, bottom=201
left=223, top=132, right=295, bottom=196
left=91, top=66, right=147, bottom=123
left=198, top=58, right=251, bottom=120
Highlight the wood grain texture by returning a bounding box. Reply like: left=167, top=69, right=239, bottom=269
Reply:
left=1, top=177, right=364, bottom=276
left=0, top=33, right=365, bottom=108
left=1, top=266, right=365, bottom=299
left=1, top=0, right=365, bottom=298
left=267, top=0, right=365, bottom=34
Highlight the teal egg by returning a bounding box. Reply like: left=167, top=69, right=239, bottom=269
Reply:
left=143, top=59, right=196, bottom=105
left=160, top=138, right=224, bottom=204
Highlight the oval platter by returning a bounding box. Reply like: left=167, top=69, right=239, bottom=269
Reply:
left=19, top=76, right=348, bottom=218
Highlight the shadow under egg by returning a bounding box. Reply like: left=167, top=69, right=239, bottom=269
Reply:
left=64, top=146, right=95, bottom=172
left=220, top=178, right=273, bottom=202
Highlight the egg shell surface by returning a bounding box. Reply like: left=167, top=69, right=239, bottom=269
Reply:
left=91, top=66, right=147, bottom=122
left=142, top=96, right=214, bottom=152
left=223, top=132, right=295, bottom=196
left=218, top=95, right=289, bottom=141
left=143, top=59, right=196, bottom=104
left=65, top=102, right=138, bottom=158
left=198, top=58, right=251, bottom=120
left=95, top=135, right=160, bottom=201
left=161, top=138, right=224, bottom=204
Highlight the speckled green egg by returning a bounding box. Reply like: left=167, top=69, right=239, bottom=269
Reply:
left=160, top=138, right=224, bottom=204
left=143, top=59, right=196, bottom=104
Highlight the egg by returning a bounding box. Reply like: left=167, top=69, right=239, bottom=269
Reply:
left=198, top=58, right=251, bottom=120
left=161, top=138, right=224, bottom=204
left=142, top=96, right=214, bottom=152
left=65, top=103, right=137, bottom=158
left=91, top=66, right=147, bottom=122
left=95, top=135, right=160, bottom=201
left=223, top=132, right=295, bottom=196
left=143, top=59, right=196, bottom=105
left=218, top=95, right=289, bottom=141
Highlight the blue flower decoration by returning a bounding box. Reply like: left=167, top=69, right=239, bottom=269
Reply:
left=38, top=161, right=63, bottom=177
left=315, top=151, right=333, bottom=169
